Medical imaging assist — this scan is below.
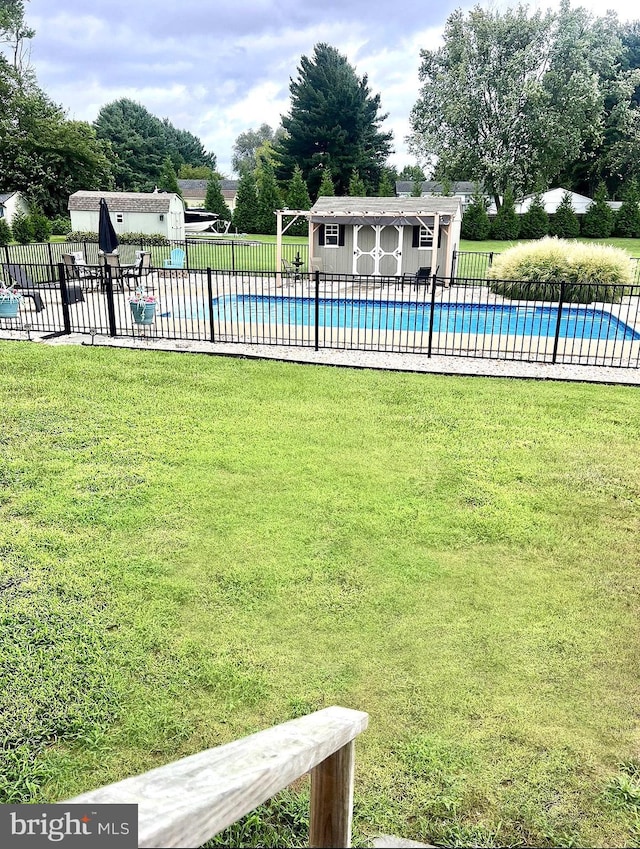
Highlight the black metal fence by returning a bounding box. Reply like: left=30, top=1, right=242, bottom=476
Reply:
left=0, top=238, right=309, bottom=274
left=2, top=264, right=639, bottom=368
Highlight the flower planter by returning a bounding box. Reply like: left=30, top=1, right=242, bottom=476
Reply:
left=0, top=298, right=21, bottom=318
left=130, top=301, right=156, bottom=326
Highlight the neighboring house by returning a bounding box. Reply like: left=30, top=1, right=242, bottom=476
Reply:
left=395, top=181, right=479, bottom=212
left=308, top=196, right=462, bottom=277
left=68, top=190, right=185, bottom=241
left=0, top=191, right=30, bottom=225
left=487, top=188, right=622, bottom=216
left=177, top=179, right=239, bottom=212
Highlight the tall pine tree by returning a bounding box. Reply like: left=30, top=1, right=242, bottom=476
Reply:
left=550, top=191, right=580, bottom=238
left=581, top=184, right=614, bottom=237
left=286, top=165, right=312, bottom=236
left=348, top=170, right=367, bottom=196
left=256, top=161, right=282, bottom=235
left=317, top=168, right=336, bottom=197
left=232, top=169, right=260, bottom=233
left=277, top=43, right=392, bottom=197
left=204, top=176, right=232, bottom=220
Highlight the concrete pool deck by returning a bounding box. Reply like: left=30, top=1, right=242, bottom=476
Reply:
left=1, top=325, right=639, bottom=385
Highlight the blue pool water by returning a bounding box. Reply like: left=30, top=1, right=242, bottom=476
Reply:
left=193, top=295, right=640, bottom=341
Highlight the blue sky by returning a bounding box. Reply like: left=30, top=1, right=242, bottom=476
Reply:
left=22, top=0, right=638, bottom=176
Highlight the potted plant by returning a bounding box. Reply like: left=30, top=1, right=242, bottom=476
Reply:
left=129, top=285, right=157, bottom=325
left=0, top=283, right=23, bottom=318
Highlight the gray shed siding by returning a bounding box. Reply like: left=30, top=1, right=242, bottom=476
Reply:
left=313, top=223, right=450, bottom=277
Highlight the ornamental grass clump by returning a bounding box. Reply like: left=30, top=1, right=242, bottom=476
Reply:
left=488, top=237, right=633, bottom=303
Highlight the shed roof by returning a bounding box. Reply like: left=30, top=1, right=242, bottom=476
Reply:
left=395, top=181, right=478, bottom=195
left=68, top=191, right=180, bottom=213
left=310, top=195, right=461, bottom=224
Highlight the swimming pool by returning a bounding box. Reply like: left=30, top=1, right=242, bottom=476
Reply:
left=196, top=295, right=640, bottom=342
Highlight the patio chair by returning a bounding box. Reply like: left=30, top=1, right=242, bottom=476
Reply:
left=281, top=257, right=302, bottom=284
left=98, top=253, right=126, bottom=292
left=62, top=253, right=101, bottom=288
left=163, top=248, right=185, bottom=270
left=121, top=251, right=152, bottom=290
left=2, top=263, right=84, bottom=308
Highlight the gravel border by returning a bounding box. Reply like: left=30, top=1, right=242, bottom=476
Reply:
left=1, top=328, right=638, bottom=385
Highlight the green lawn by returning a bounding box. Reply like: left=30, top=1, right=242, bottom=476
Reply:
left=1, top=344, right=640, bottom=847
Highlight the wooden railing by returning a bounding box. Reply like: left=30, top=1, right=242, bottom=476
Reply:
left=65, top=705, right=369, bottom=848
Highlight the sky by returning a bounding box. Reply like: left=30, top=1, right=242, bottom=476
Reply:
left=22, top=0, right=639, bottom=178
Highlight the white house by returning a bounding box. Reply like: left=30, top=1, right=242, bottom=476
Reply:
left=68, top=191, right=185, bottom=240
left=395, top=181, right=479, bottom=212
left=487, top=187, right=622, bottom=216
left=177, top=179, right=239, bottom=212
left=0, top=191, right=30, bottom=225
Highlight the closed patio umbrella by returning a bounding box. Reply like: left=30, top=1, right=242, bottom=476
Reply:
left=98, top=198, right=119, bottom=254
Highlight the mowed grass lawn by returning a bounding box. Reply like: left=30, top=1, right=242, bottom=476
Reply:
left=1, top=342, right=640, bottom=847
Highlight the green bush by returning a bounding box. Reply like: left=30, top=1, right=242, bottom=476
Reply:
left=613, top=185, right=640, bottom=238
left=490, top=190, right=520, bottom=240
left=50, top=216, right=72, bottom=236
left=66, top=231, right=170, bottom=246
left=11, top=214, right=34, bottom=244
left=581, top=185, right=614, bottom=238
left=29, top=211, right=52, bottom=243
left=461, top=186, right=491, bottom=240
left=0, top=219, right=12, bottom=246
left=519, top=193, right=549, bottom=239
left=488, top=237, right=633, bottom=303
left=549, top=192, right=580, bottom=238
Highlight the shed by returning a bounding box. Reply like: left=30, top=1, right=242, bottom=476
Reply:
left=307, top=196, right=462, bottom=278
left=68, top=191, right=185, bottom=240
left=0, top=191, right=30, bottom=226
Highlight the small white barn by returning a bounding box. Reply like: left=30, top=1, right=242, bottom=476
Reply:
left=306, top=196, right=462, bottom=277
left=68, top=191, right=185, bottom=240
left=488, top=188, right=622, bottom=216
left=0, top=191, right=29, bottom=225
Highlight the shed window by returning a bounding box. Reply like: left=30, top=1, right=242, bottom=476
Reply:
left=115, top=213, right=124, bottom=224
left=159, top=214, right=165, bottom=222
left=418, top=227, right=433, bottom=248
left=324, top=224, right=339, bottom=246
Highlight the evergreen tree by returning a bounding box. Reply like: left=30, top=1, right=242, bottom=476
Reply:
left=549, top=191, right=580, bottom=238
left=317, top=168, right=335, bottom=197
left=491, top=190, right=520, bottom=240
left=204, top=176, right=232, bottom=220
left=348, top=170, right=367, bottom=196
left=286, top=165, right=312, bottom=236
left=519, top=192, right=549, bottom=239
left=411, top=179, right=423, bottom=197
left=232, top=169, right=260, bottom=233
left=581, top=184, right=615, bottom=238
left=158, top=157, right=181, bottom=195
left=614, top=183, right=640, bottom=237
left=11, top=213, right=33, bottom=244
left=256, top=161, right=282, bottom=235
left=399, top=164, right=425, bottom=182
left=377, top=170, right=395, bottom=197
left=0, top=219, right=11, bottom=246
left=29, top=210, right=51, bottom=242
left=277, top=43, right=393, bottom=197
left=461, top=186, right=491, bottom=240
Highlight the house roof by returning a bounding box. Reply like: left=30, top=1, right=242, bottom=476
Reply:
left=395, top=181, right=478, bottom=195
left=310, top=196, right=461, bottom=224
left=68, top=191, right=180, bottom=213
left=0, top=191, right=18, bottom=204
left=178, top=179, right=238, bottom=199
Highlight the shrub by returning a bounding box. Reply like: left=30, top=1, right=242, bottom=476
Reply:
left=614, top=184, right=640, bottom=238
left=549, top=192, right=580, bottom=238
left=490, top=190, right=520, bottom=240
left=0, top=219, right=12, bottom=246
left=66, top=231, right=170, bottom=246
left=29, top=211, right=52, bottom=243
left=50, top=216, right=72, bottom=236
left=488, top=237, right=633, bottom=303
left=519, top=193, right=549, bottom=239
left=461, top=188, right=491, bottom=240
left=581, top=184, right=614, bottom=238
left=11, top=214, right=34, bottom=244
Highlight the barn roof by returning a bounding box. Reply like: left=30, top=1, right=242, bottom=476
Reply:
left=309, top=195, right=461, bottom=224
left=68, top=191, right=180, bottom=213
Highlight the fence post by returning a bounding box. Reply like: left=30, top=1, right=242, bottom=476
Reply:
left=4, top=244, right=9, bottom=267
left=184, top=239, right=190, bottom=270
left=488, top=251, right=494, bottom=267
left=314, top=269, right=320, bottom=351
left=104, top=265, right=118, bottom=337
left=231, top=240, right=235, bottom=273
left=309, top=740, right=355, bottom=848
left=57, top=262, right=72, bottom=335
left=427, top=273, right=438, bottom=357
left=207, top=268, right=215, bottom=343
left=47, top=241, right=54, bottom=270
left=552, top=281, right=565, bottom=364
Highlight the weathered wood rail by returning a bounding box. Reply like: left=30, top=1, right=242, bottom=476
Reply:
left=66, top=705, right=369, bottom=848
